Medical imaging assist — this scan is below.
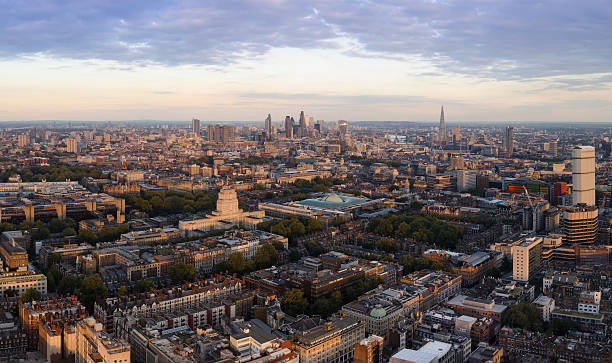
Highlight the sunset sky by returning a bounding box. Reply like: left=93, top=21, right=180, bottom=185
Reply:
left=2, top=0, right=611, bottom=122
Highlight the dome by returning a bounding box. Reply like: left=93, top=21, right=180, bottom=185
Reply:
left=322, top=194, right=344, bottom=204
left=369, top=306, right=387, bottom=318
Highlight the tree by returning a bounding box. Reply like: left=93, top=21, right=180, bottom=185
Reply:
left=46, top=273, right=56, bottom=293
left=135, top=279, right=153, bottom=293
left=47, top=253, right=62, bottom=267
left=502, top=302, right=544, bottom=332
left=168, top=263, right=195, bottom=284
left=289, top=249, right=301, bottom=262
left=282, top=288, right=308, bottom=316
left=118, top=285, right=128, bottom=297
left=58, top=275, right=81, bottom=294
left=485, top=267, right=501, bottom=278
left=62, top=227, right=76, bottom=237
left=32, top=226, right=50, bottom=241
left=333, top=216, right=347, bottom=226
left=81, top=274, right=107, bottom=312
left=305, top=241, right=324, bottom=257
left=307, top=218, right=323, bottom=233
left=49, top=218, right=66, bottom=233
left=288, top=219, right=306, bottom=237
left=549, top=318, right=581, bottom=336
left=21, top=288, right=41, bottom=303
left=272, top=241, right=286, bottom=251
left=375, top=219, right=394, bottom=236
left=376, top=238, right=398, bottom=252
left=228, top=252, right=246, bottom=273
left=254, top=243, right=278, bottom=268
left=79, top=229, right=98, bottom=243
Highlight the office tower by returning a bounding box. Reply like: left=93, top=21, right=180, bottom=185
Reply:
left=562, top=205, right=598, bottom=245
left=264, top=113, right=272, bottom=139
left=452, top=124, right=461, bottom=143
left=192, top=118, right=200, bottom=136
left=298, top=111, right=306, bottom=138
left=572, top=145, right=595, bottom=206
left=284, top=116, right=293, bottom=138
left=214, top=124, right=222, bottom=142
left=338, top=120, right=348, bottom=136
left=354, top=335, right=384, bottom=363
left=439, top=106, right=446, bottom=144
left=513, top=237, right=542, bottom=282
left=17, top=134, right=28, bottom=147
left=221, top=125, right=234, bottom=144
left=504, top=126, right=514, bottom=156
left=66, top=138, right=78, bottom=153
left=207, top=124, right=215, bottom=141
left=314, top=123, right=321, bottom=134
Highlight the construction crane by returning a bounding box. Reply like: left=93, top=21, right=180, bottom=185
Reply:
left=523, top=186, right=537, bottom=234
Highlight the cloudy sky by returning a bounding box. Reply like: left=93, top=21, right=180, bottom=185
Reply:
left=1, top=0, right=611, bottom=122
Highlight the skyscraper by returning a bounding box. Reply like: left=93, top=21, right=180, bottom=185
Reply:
left=207, top=124, right=214, bottom=141
left=298, top=111, right=306, bottom=138
left=338, top=120, right=348, bottom=136
left=192, top=118, right=200, bottom=136
left=264, top=113, right=272, bottom=139
left=66, top=138, right=78, bottom=153
left=284, top=116, right=293, bottom=138
left=572, top=145, right=595, bottom=206
left=214, top=124, right=222, bottom=142
left=221, top=125, right=234, bottom=144
left=17, top=134, right=28, bottom=148
left=438, top=106, right=446, bottom=144
left=504, top=126, right=514, bottom=156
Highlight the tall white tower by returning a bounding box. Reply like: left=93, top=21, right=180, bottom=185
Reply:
left=572, top=145, right=595, bottom=206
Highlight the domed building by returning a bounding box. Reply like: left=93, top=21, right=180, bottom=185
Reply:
left=178, top=186, right=264, bottom=235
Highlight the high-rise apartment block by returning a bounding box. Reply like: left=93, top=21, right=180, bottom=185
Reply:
left=192, top=118, right=200, bottom=136
left=66, top=138, right=78, bottom=153
left=513, top=237, right=542, bottom=282
left=18, top=134, right=28, bottom=148
left=206, top=124, right=234, bottom=143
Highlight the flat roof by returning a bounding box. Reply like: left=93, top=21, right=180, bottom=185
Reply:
left=391, top=349, right=438, bottom=363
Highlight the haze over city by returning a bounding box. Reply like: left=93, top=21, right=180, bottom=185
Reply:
left=1, top=2, right=612, bottom=363
left=2, top=0, right=612, bottom=122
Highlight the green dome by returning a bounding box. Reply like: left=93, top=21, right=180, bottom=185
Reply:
left=370, top=306, right=387, bottom=318
left=323, top=194, right=344, bottom=203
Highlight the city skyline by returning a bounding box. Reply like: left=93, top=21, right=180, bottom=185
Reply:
left=2, top=1, right=612, bottom=122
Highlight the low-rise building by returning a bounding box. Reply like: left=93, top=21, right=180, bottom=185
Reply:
left=75, top=317, right=130, bottom=363
left=291, top=315, right=365, bottom=363
left=445, top=295, right=507, bottom=322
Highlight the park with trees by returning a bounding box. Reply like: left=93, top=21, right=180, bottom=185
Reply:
left=366, top=214, right=463, bottom=249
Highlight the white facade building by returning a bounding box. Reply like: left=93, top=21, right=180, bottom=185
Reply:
left=572, top=146, right=595, bottom=206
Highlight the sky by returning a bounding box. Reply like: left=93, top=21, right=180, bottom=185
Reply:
left=1, top=0, right=612, bottom=122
